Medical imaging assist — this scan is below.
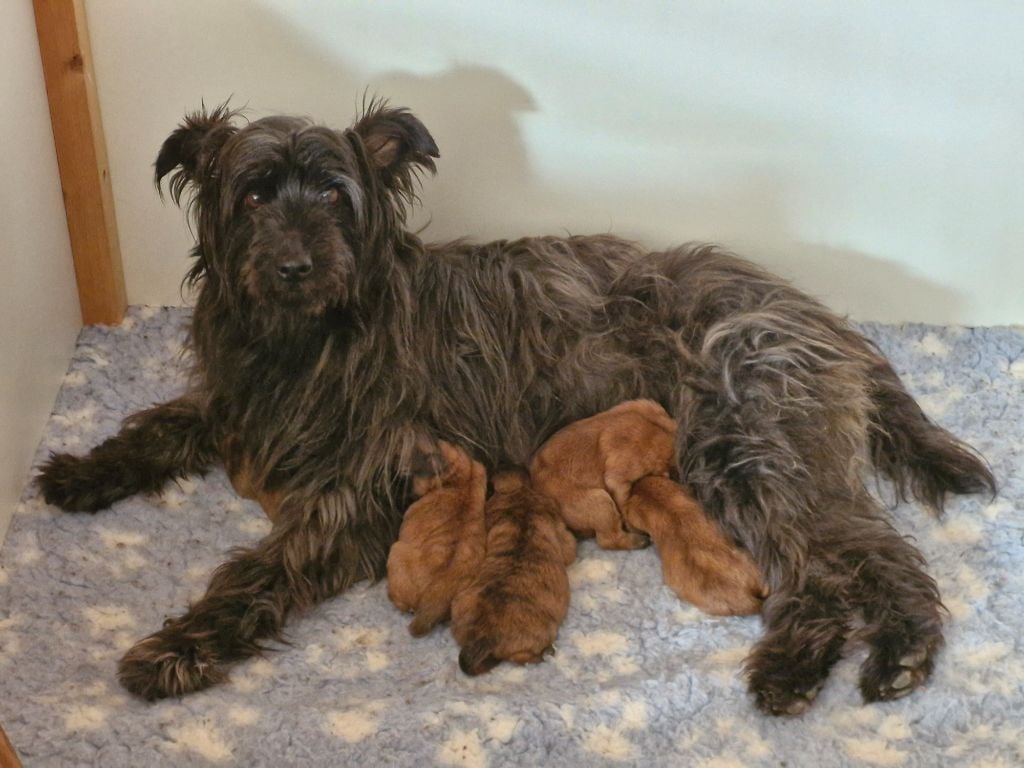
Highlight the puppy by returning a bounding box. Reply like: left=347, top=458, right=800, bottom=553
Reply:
left=625, top=476, right=766, bottom=615
left=531, top=399, right=674, bottom=550
left=451, top=469, right=577, bottom=675
left=533, top=399, right=765, bottom=614
left=387, top=441, right=487, bottom=636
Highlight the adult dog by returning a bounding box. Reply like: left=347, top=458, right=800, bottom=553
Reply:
left=37, top=101, right=994, bottom=713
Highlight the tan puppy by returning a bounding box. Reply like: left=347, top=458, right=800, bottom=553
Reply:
left=531, top=399, right=676, bottom=550
left=451, top=469, right=577, bottom=675
left=386, top=440, right=487, bottom=636
left=625, top=476, right=766, bottom=615
left=532, top=399, right=766, bottom=614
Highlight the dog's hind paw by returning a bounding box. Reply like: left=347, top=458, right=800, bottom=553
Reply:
left=746, top=633, right=843, bottom=716
left=748, top=668, right=826, bottom=716
left=118, top=626, right=226, bottom=700
left=859, top=634, right=940, bottom=703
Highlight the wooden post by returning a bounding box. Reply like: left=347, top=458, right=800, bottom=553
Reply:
left=33, top=0, right=126, bottom=326
left=0, top=724, right=22, bottom=768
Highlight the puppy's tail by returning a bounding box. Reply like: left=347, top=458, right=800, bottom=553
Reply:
left=867, top=356, right=995, bottom=512
left=458, top=637, right=501, bottom=676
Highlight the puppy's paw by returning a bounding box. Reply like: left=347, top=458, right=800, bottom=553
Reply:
left=36, top=453, right=123, bottom=512
left=859, top=632, right=940, bottom=703
left=689, top=584, right=765, bottom=617
left=118, top=626, right=226, bottom=700
left=595, top=529, right=651, bottom=551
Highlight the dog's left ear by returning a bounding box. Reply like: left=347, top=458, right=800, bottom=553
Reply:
left=350, top=102, right=440, bottom=184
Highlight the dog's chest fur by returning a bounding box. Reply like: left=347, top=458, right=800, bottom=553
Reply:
left=194, top=235, right=681, bottom=502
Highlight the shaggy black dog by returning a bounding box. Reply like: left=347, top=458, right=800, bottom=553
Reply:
left=37, top=101, right=995, bottom=714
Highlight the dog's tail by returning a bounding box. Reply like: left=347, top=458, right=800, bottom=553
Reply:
left=458, top=637, right=501, bottom=676
left=867, top=356, right=995, bottom=512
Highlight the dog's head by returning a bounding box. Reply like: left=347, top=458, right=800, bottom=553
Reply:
left=155, top=100, right=438, bottom=319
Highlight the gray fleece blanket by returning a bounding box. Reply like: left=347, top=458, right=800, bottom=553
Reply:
left=1, top=306, right=1021, bottom=767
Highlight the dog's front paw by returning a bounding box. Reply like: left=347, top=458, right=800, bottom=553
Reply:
left=118, top=625, right=226, bottom=700
left=36, top=452, right=124, bottom=512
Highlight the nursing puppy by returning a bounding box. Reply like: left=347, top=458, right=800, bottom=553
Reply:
left=531, top=399, right=671, bottom=550
left=532, top=399, right=765, bottom=615
left=386, top=440, right=487, bottom=636
left=36, top=102, right=994, bottom=713
left=624, top=476, right=767, bottom=615
left=451, top=469, right=577, bottom=675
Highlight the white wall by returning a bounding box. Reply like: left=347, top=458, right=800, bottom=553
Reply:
left=87, top=0, right=1023, bottom=325
left=0, top=2, right=82, bottom=542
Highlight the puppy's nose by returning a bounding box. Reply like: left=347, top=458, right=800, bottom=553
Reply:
left=276, top=258, right=313, bottom=282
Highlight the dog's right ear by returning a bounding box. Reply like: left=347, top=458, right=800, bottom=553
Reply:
left=155, top=104, right=238, bottom=204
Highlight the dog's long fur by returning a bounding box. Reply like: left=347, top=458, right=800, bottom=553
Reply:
left=37, top=101, right=995, bottom=713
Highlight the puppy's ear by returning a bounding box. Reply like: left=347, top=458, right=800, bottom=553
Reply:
left=350, top=100, right=439, bottom=186
left=155, top=104, right=238, bottom=204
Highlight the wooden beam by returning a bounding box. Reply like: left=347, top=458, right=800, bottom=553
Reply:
left=0, top=723, right=22, bottom=768
left=33, top=0, right=126, bottom=326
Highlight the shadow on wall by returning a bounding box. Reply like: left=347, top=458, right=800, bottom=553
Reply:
left=371, top=66, right=961, bottom=322
left=173, top=3, right=962, bottom=323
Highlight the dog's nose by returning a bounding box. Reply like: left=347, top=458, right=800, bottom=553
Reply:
left=276, top=259, right=313, bottom=282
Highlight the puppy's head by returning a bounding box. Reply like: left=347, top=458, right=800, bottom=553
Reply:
left=155, top=100, right=439, bottom=320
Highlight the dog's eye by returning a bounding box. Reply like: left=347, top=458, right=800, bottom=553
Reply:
left=244, top=192, right=265, bottom=209
left=319, top=188, right=340, bottom=204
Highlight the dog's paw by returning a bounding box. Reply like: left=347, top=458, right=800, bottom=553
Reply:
left=36, top=453, right=121, bottom=512
left=859, top=633, right=940, bottom=703
left=118, top=626, right=226, bottom=700
left=748, top=666, right=827, bottom=716
left=746, top=639, right=839, bottom=716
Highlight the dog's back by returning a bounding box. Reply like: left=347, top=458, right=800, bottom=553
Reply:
left=451, top=468, right=577, bottom=675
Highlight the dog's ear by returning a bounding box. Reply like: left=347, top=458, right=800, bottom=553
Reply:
left=155, top=104, right=238, bottom=204
left=350, top=101, right=439, bottom=185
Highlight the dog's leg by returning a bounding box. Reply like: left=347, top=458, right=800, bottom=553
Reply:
left=744, top=568, right=850, bottom=715
left=836, top=507, right=944, bottom=703
left=36, top=396, right=216, bottom=512
left=117, top=492, right=388, bottom=699
left=673, top=312, right=886, bottom=714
